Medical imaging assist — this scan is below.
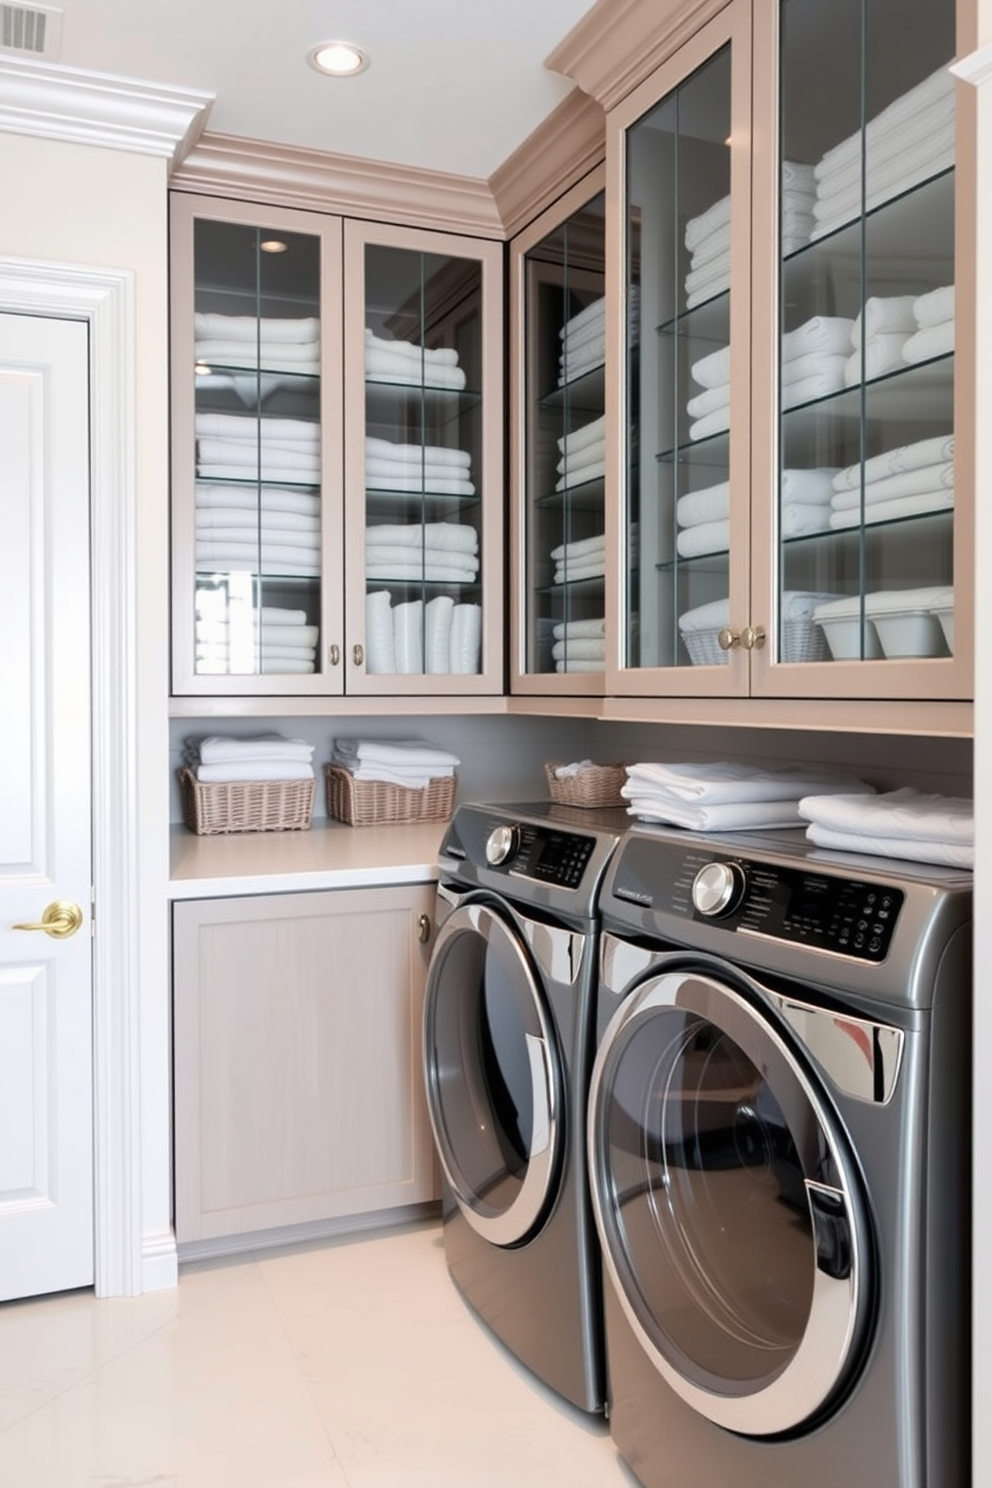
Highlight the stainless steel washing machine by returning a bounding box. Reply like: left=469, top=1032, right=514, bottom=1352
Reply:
left=422, top=799, right=630, bottom=1413
left=587, top=822, right=972, bottom=1487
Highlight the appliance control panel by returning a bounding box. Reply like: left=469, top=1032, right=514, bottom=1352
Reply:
left=503, top=824, right=596, bottom=889
left=442, top=808, right=597, bottom=890
left=611, top=837, right=906, bottom=962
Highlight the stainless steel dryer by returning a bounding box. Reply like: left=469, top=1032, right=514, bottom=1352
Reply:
left=587, top=823, right=972, bottom=1488
left=422, top=799, right=629, bottom=1413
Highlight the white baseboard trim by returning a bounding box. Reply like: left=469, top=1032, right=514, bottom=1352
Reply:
left=176, top=1202, right=440, bottom=1266
left=142, top=1230, right=180, bottom=1292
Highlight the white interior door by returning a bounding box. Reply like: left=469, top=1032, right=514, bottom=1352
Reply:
left=0, top=311, right=94, bottom=1300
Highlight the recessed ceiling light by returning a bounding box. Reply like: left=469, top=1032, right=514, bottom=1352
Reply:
left=260, top=239, right=288, bottom=254
left=308, top=40, right=370, bottom=77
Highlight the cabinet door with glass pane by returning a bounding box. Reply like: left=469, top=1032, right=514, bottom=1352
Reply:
left=607, top=2, right=753, bottom=697
left=510, top=172, right=607, bottom=695
left=342, top=222, right=503, bottom=697
left=749, top=0, right=971, bottom=700
left=170, top=194, right=345, bottom=696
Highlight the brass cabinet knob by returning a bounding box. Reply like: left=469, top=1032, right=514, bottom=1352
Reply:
left=12, top=899, right=84, bottom=939
left=328, top=643, right=340, bottom=667
left=418, top=914, right=431, bottom=945
left=741, top=625, right=767, bottom=651
left=353, top=643, right=364, bottom=667
left=717, top=627, right=740, bottom=651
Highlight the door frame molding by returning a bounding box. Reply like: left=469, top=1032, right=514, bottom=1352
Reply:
left=0, top=256, right=146, bottom=1296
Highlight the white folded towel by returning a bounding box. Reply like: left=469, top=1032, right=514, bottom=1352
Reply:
left=558, top=414, right=606, bottom=457
left=828, top=489, right=953, bottom=529
left=553, top=617, right=606, bottom=640
left=365, top=348, right=467, bottom=390
left=196, top=621, right=319, bottom=647
left=366, top=459, right=475, bottom=489
left=814, top=66, right=954, bottom=181
left=195, top=542, right=320, bottom=575
left=450, top=603, right=482, bottom=674
left=781, top=468, right=840, bottom=504
left=194, top=341, right=320, bottom=375
left=690, top=345, right=732, bottom=391
left=832, top=435, right=954, bottom=492
left=550, top=533, right=606, bottom=562
left=622, top=794, right=809, bottom=832
left=367, top=475, right=476, bottom=496
left=830, top=462, right=954, bottom=509
left=190, top=734, right=314, bottom=765
left=425, top=595, right=455, bottom=674
left=195, top=483, right=320, bottom=518
left=686, top=382, right=731, bottom=421
left=365, top=590, right=397, bottom=674
left=677, top=481, right=730, bottom=528
left=196, top=526, right=320, bottom=553
left=780, top=360, right=849, bottom=409
left=781, top=317, right=855, bottom=363
left=914, top=283, right=955, bottom=328
left=798, top=786, right=972, bottom=844
left=195, top=507, right=320, bottom=533
left=676, top=520, right=730, bottom=557
left=365, top=560, right=478, bottom=583
left=555, top=459, right=607, bottom=491
left=366, top=522, right=478, bottom=555
left=197, top=439, right=321, bottom=474
left=364, top=330, right=460, bottom=367
left=624, top=759, right=872, bottom=805
left=678, top=597, right=730, bottom=634
left=392, top=600, right=424, bottom=675
left=554, top=560, right=606, bottom=583
left=851, top=297, right=918, bottom=348
left=194, top=413, right=320, bottom=446
left=685, top=193, right=732, bottom=253
left=781, top=502, right=833, bottom=537
left=195, top=760, right=315, bottom=783
left=551, top=638, right=605, bottom=661
left=802, top=824, right=972, bottom=868
left=843, top=333, right=913, bottom=385
left=334, top=738, right=461, bottom=770
left=365, top=436, right=471, bottom=468
left=365, top=543, right=478, bottom=570
left=197, top=463, right=321, bottom=487
left=902, top=320, right=955, bottom=363
left=194, top=313, right=319, bottom=344
left=688, top=408, right=732, bottom=442
left=555, top=658, right=603, bottom=673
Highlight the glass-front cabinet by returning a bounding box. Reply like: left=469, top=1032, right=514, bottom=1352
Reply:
left=609, top=0, right=971, bottom=703
left=342, top=221, right=503, bottom=697
left=509, top=170, right=607, bottom=694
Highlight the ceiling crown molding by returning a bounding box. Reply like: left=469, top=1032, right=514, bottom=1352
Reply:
left=546, top=0, right=728, bottom=112
left=0, top=56, right=213, bottom=162
left=489, top=87, right=605, bottom=239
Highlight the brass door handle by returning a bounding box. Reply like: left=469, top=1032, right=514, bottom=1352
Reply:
left=418, top=914, right=431, bottom=945
left=12, top=899, right=84, bottom=939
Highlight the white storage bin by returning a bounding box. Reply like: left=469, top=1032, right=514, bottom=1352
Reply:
left=928, top=586, right=955, bottom=650
left=811, top=596, right=884, bottom=661
left=864, top=588, right=950, bottom=658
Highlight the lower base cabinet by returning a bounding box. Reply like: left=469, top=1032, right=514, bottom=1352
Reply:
left=172, top=883, right=439, bottom=1245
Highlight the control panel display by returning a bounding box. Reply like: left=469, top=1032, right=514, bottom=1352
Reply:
left=508, top=826, right=596, bottom=889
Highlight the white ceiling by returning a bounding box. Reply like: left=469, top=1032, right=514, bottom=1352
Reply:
left=19, top=0, right=599, bottom=178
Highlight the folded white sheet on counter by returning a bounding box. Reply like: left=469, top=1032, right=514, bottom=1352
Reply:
left=623, top=759, right=872, bottom=805
left=798, top=786, right=973, bottom=867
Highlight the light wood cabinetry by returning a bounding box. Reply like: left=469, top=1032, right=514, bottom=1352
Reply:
left=172, top=883, right=438, bottom=1245
left=170, top=194, right=504, bottom=701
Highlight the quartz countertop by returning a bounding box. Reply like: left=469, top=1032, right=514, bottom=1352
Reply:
left=169, top=819, right=447, bottom=899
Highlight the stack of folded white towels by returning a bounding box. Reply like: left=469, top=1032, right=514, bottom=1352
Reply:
left=365, top=436, right=475, bottom=495
left=556, top=414, right=606, bottom=491
left=551, top=533, right=606, bottom=584
left=798, top=786, right=973, bottom=868
left=365, top=590, right=481, bottom=675
left=812, top=65, right=955, bottom=240
left=364, top=330, right=466, bottom=391
left=183, top=733, right=316, bottom=783
left=194, top=312, right=320, bottom=388
left=557, top=291, right=640, bottom=386
left=552, top=616, right=605, bottom=674
left=674, top=466, right=839, bottom=557
left=621, top=759, right=873, bottom=832
left=829, top=433, right=954, bottom=531
left=683, top=163, right=816, bottom=308
left=903, top=284, right=955, bottom=365
left=843, top=294, right=918, bottom=385
left=330, top=737, right=460, bottom=790
left=194, top=600, right=318, bottom=675
left=365, top=522, right=479, bottom=584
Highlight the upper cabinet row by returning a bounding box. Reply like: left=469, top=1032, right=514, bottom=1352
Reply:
left=170, top=201, right=504, bottom=697
left=170, top=0, right=970, bottom=711
left=511, top=0, right=970, bottom=707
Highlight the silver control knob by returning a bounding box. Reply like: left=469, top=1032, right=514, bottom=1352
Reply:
left=692, top=860, right=745, bottom=918
left=486, top=824, right=520, bottom=866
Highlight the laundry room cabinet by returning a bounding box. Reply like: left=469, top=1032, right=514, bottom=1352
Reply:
left=171, top=883, right=439, bottom=1245
left=169, top=193, right=504, bottom=701
left=602, top=0, right=972, bottom=709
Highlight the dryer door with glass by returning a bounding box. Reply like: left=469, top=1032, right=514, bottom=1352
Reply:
left=588, top=960, right=875, bottom=1436
left=423, top=896, right=567, bottom=1247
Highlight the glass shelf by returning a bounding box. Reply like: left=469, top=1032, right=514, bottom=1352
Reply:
left=539, top=364, right=606, bottom=414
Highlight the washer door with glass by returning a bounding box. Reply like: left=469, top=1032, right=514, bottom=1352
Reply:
left=588, top=963, right=873, bottom=1437
left=423, top=897, right=565, bottom=1248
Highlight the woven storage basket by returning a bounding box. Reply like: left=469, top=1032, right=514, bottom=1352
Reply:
left=179, top=767, right=315, bottom=835
left=682, top=619, right=830, bottom=666
left=324, top=765, right=456, bottom=827
left=545, top=761, right=629, bottom=808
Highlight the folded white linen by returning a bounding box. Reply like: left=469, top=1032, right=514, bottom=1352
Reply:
left=781, top=502, right=833, bottom=537
left=815, top=104, right=955, bottom=204
left=195, top=760, right=315, bottom=783
left=195, top=542, right=320, bottom=576
left=392, top=600, right=424, bottom=675
left=687, top=220, right=731, bottom=269
left=688, top=408, right=732, bottom=442
left=676, top=519, right=730, bottom=557
left=914, top=283, right=955, bottom=328
left=258, top=657, right=315, bottom=674
left=196, top=525, right=319, bottom=553
left=782, top=316, right=855, bottom=363
left=902, top=320, right=955, bottom=363
left=366, top=459, right=475, bottom=488
left=194, top=412, right=320, bottom=445
left=677, top=481, right=730, bottom=527
left=365, top=436, right=471, bottom=467
left=798, top=785, right=972, bottom=843
left=685, top=193, right=731, bottom=252
left=553, top=617, right=606, bottom=640
left=559, top=290, right=638, bottom=342
left=450, top=603, right=482, bottom=674
left=194, top=658, right=314, bottom=676
left=851, top=296, right=918, bottom=348
left=365, top=590, right=397, bottom=674
left=811, top=124, right=955, bottom=238
left=194, top=341, right=320, bottom=374
left=195, top=483, right=320, bottom=517
left=678, top=597, right=729, bottom=634
left=690, top=345, right=731, bottom=391
left=814, top=66, right=954, bottom=181
left=684, top=253, right=730, bottom=301
left=830, top=462, right=953, bottom=509
left=334, top=738, right=462, bottom=770
left=803, top=823, right=972, bottom=868
left=365, top=542, right=478, bottom=570
left=347, top=764, right=451, bottom=788
left=195, top=507, right=320, bottom=533
left=781, top=468, right=840, bottom=503
left=832, top=434, right=954, bottom=492
left=558, top=413, right=606, bottom=456
left=843, top=333, right=913, bottom=385
left=558, top=343, right=606, bottom=384
left=828, top=489, right=953, bottom=528
left=551, top=638, right=605, bottom=661
left=366, top=474, right=476, bottom=496
left=555, top=459, right=606, bottom=491
left=623, top=795, right=808, bottom=832
left=557, top=440, right=606, bottom=475
left=197, top=463, right=321, bottom=486
left=194, top=313, right=319, bottom=344
left=560, top=320, right=608, bottom=360
left=192, top=734, right=315, bottom=765
left=782, top=349, right=853, bottom=386
left=686, top=382, right=731, bottom=421
left=197, top=438, right=320, bottom=474
left=366, top=564, right=478, bottom=584
left=193, top=603, right=308, bottom=628
left=365, top=348, right=467, bottom=390
left=196, top=622, right=319, bottom=648
left=554, top=560, right=606, bottom=583
left=550, top=533, right=606, bottom=562
left=688, top=201, right=814, bottom=272
left=624, top=759, right=872, bottom=805
left=194, top=638, right=316, bottom=660
left=364, top=329, right=460, bottom=367
left=555, top=658, right=603, bottom=673
left=366, top=522, right=478, bottom=555
left=425, top=595, right=455, bottom=674
left=780, top=360, right=849, bottom=409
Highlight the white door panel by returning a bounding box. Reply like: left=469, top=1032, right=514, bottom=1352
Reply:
left=0, top=311, right=93, bottom=1300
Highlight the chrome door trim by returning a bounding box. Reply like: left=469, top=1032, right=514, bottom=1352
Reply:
left=423, top=899, right=563, bottom=1247
left=588, top=966, right=870, bottom=1435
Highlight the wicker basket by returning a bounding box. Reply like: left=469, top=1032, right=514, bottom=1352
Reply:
left=179, top=767, right=316, bottom=835
left=545, top=761, right=629, bottom=808
left=324, top=764, right=456, bottom=827
left=681, top=618, right=830, bottom=666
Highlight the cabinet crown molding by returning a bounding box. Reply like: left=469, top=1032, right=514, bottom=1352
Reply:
left=0, top=55, right=212, bottom=160
left=489, top=87, right=605, bottom=239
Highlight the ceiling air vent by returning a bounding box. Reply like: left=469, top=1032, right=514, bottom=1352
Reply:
left=0, top=4, right=63, bottom=59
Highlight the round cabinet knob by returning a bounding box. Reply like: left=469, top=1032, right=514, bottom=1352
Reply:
left=486, top=824, right=520, bottom=866
left=717, top=627, right=740, bottom=651
left=692, top=861, right=746, bottom=918
left=740, top=625, right=767, bottom=651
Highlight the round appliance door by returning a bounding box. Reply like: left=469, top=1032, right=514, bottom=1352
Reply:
left=423, top=896, right=565, bottom=1248
left=588, top=961, right=873, bottom=1437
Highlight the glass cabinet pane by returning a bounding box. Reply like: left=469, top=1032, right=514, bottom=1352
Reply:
left=777, top=0, right=956, bottom=667
left=521, top=191, right=606, bottom=678
left=362, top=245, right=484, bottom=678
left=191, top=218, right=323, bottom=680
left=624, top=44, right=734, bottom=672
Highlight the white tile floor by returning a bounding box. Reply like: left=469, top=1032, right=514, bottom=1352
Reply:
left=0, top=1218, right=640, bottom=1487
